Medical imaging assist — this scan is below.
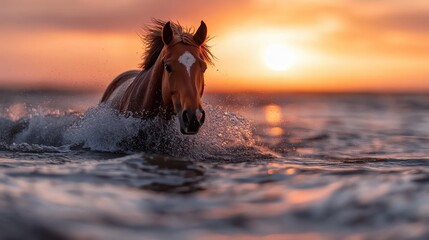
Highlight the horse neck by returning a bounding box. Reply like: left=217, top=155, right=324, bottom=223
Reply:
left=129, top=59, right=173, bottom=118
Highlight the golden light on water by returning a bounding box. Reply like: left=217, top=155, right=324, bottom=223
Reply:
left=286, top=183, right=340, bottom=205
left=267, top=127, right=284, bottom=137
left=264, top=104, right=283, bottom=136
left=264, top=104, right=282, bottom=124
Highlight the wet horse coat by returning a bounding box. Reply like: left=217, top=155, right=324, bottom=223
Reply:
left=101, top=20, right=213, bottom=134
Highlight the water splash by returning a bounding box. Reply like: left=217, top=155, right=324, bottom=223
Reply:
left=0, top=103, right=260, bottom=159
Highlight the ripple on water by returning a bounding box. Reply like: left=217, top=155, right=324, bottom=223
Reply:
left=0, top=93, right=429, bottom=239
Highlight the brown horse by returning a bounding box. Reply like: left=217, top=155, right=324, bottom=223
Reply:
left=101, top=20, right=213, bottom=134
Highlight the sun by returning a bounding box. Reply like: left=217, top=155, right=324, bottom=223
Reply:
left=262, top=44, right=295, bottom=71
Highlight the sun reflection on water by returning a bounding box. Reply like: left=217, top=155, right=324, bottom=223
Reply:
left=264, top=104, right=282, bottom=124
left=264, top=104, right=284, bottom=136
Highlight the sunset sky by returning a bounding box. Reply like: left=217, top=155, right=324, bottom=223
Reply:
left=1, top=0, right=428, bottom=92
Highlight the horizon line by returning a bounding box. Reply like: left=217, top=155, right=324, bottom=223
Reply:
left=0, top=86, right=428, bottom=95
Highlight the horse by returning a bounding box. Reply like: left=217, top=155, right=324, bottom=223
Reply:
left=100, top=19, right=213, bottom=135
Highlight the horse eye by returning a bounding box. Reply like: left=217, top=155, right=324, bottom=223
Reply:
left=164, top=64, right=172, bottom=73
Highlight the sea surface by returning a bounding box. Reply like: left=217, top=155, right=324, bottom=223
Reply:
left=0, top=90, right=428, bottom=239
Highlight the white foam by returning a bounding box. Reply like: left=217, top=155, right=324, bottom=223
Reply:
left=0, top=103, right=258, bottom=159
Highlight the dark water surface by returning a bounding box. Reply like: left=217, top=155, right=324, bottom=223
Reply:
left=0, top=91, right=428, bottom=239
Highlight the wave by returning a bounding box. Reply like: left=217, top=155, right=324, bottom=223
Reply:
left=0, top=103, right=266, bottom=160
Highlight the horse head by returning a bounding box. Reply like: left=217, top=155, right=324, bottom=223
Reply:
left=160, top=21, right=208, bottom=135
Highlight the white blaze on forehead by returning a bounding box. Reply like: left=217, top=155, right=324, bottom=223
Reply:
left=178, top=51, right=196, bottom=76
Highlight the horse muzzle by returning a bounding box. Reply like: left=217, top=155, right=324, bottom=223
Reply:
left=179, top=108, right=205, bottom=135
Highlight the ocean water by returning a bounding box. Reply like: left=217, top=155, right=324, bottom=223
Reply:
left=0, top=90, right=428, bottom=239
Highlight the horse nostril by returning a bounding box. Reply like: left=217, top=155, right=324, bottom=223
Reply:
left=200, top=110, right=206, bottom=125
left=182, top=110, right=190, bottom=125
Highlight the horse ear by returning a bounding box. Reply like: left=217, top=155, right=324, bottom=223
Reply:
left=162, top=21, right=173, bottom=45
left=193, top=21, right=207, bottom=46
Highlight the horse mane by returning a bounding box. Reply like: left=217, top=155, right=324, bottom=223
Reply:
left=139, top=19, right=214, bottom=70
